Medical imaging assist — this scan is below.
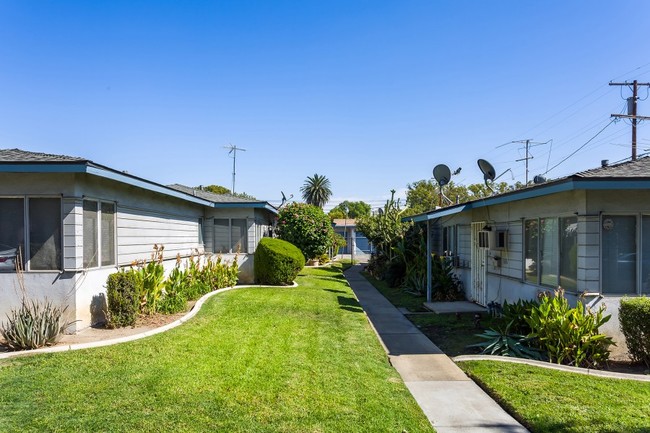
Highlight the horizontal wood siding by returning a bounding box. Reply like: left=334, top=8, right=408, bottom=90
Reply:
left=496, top=221, right=523, bottom=279
left=117, top=206, right=201, bottom=265
left=62, top=198, right=83, bottom=270
left=457, top=224, right=471, bottom=268
left=577, top=215, right=600, bottom=292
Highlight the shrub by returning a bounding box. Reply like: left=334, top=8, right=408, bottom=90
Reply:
left=619, top=297, right=650, bottom=367
left=254, top=238, right=305, bottom=285
left=526, top=289, right=614, bottom=368
left=501, top=299, right=539, bottom=335
left=276, top=203, right=334, bottom=260
left=1, top=298, right=74, bottom=350
left=106, top=270, right=140, bottom=328
left=133, top=244, right=166, bottom=315
left=158, top=265, right=188, bottom=314
left=430, top=255, right=464, bottom=301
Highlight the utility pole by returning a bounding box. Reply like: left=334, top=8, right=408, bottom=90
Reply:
left=497, top=139, right=549, bottom=184
left=609, top=80, right=650, bottom=161
left=224, top=144, right=246, bottom=193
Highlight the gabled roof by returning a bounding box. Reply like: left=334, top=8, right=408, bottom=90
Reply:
left=0, top=148, right=277, bottom=214
left=407, top=156, right=650, bottom=223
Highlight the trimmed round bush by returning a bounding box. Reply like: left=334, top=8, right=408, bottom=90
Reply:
left=620, top=297, right=650, bottom=367
left=276, top=202, right=334, bottom=260
left=254, top=238, right=305, bottom=285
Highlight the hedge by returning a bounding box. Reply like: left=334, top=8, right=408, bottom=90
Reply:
left=620, top=297, right=650, bottom=367
left=254, top=238, right=305, bottom=285
left=106, top=270, right=140, bottom=328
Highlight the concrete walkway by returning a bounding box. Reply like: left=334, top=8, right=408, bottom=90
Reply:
left=344, top=264, right=528, bottom=433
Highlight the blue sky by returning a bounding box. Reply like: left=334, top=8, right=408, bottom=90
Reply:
left=1, top=1, right=649, bottom=210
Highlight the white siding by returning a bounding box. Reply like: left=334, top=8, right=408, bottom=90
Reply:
left=62, top=198, right=83, bottom=270
left=117, top=206, right=201, bottom=265
left=577, top=215, right=600, bottom=293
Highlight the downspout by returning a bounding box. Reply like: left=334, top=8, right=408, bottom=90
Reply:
left=427, top=219, right=432, bottom=302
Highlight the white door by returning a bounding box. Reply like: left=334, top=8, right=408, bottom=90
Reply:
left=471, top=222, right=488, bottom=305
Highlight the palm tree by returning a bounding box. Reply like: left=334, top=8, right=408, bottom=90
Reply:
left=301, top=173, right=332, bottom=208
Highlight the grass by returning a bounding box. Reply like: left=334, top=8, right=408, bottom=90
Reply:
left=361, top=271, right=428, bottom=312
left=407, top=313, right=504, bottom=357
left=458, top=360, right=650, bottom=433
left=0, top=266, right=433, bottom=433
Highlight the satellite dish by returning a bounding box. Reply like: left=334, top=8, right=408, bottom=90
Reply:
left=477, top=159, right=496, bottom=182
left=533, top=175, right=547, bottom=184
left=433, top=164, right=452, bottom=187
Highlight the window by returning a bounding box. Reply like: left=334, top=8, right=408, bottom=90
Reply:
left=83, top=200, right=115, bottom=268
left=643, top=216, right=650, bottom=294
left=602, top=215, right=636, bottom=294
left=213, top=218, right=248, bottom=253
left=442, top=225, right=456, bottom=256
left=0, top=198, right=25, bottom=271
left=198, top=217, right=204, bottom=245
left=0, top=197, right=62, bottom=271
left=523, top=216, right=577, bottom=290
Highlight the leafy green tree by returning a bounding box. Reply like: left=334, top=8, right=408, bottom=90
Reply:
left=197, top=184, right=257, bottom=200
left=328, top=201, right=371, bottom=220
left=301, top=174, right=332, bottom=208
left=202, top=184, right=231, bottom=195
left=356, top=190, right=411, bottom=261
left=276, top=203, right=334, bottom=260
left=405, top=180, right=519, bottom=214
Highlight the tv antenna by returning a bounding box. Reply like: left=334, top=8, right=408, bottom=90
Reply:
left=433, top=164, right=461, bottom=206
left=497, top=139, right=550, bottom=184
left=224, top=144, right=246, bottom=194
left=477, top=159, right=514, bottom=194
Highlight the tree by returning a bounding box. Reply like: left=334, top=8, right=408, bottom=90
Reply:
left=405, top=179, right=521, bottom=214
left=328, top=201, right=371, bottom=220
left=197, top=184, right=257, bottom=200
left=300, top=174, right=332, bottom=208
left=276, top=203, right=334, bottom=260
left=356, top=190, right=411, bottom=261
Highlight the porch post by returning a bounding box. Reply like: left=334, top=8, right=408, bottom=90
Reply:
left=426, top=219, right=432, bottom=302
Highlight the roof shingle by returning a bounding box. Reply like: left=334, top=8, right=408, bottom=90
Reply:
left=0, top=148, right=86, bottom=163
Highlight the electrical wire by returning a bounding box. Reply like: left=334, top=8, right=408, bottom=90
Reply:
left=545, top=119, right=616, bottom=175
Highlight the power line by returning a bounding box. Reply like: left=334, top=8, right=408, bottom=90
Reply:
left=545, top=119, right=616, bottom=175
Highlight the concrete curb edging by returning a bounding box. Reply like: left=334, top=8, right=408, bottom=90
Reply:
left=454, top=355, right=650, bottom=382
left=0, top=281, right=299, bottom=360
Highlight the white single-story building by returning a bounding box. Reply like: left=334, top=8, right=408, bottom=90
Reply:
left=0, top=149, right=277, bottom=331
left=408, top=157, right=650, bottom=358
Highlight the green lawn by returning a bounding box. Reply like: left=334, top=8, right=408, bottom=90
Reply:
left=459, top=360, right=650, bottom=433
left=0, top=266, right=432, bottom=433
left=361, top=272, right=428, bottom=312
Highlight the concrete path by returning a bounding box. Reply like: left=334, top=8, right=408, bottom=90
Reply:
left=344, top=264, right=528, bottom=433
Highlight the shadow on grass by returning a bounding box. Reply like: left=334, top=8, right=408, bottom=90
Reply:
left=323, top=288, right=347, bottom=294
left=337, top=295, right=363, bottom=313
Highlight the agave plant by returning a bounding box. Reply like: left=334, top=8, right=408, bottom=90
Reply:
left=468, top=321, right=546, bottom=360
left=1, top=298, right=74, bottom=350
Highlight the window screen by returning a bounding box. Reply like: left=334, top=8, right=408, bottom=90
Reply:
left=214, top=219, right=230, bottom=253
left=83, top=200, right=98, bottom=268
left=101, top=202, right=115, bottom=266
left=602, top=215, right=636, bottom=294
left=0, top=198, right=24, bottom=270
left=29, top=198, right=61, bottom=270
left=231, top=219, right=248, bottom=253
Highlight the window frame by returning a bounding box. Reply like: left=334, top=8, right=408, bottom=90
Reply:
left=213, top=218, right=249, bottom=254
left=522, top=215, right=578, bottom=291
left=82, top=199, right=117, bottom=269
left=600, top=213, right=648, bottom=296
left=0, top=195, right=63, bottom=272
